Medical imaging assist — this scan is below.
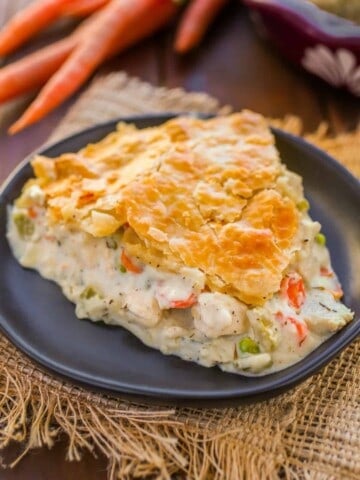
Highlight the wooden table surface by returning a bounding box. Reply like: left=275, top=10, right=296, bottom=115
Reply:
left=0, top=2, right=359, bottom=479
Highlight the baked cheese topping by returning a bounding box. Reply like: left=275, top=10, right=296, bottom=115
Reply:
left=7, top=113, right=354, bottom=375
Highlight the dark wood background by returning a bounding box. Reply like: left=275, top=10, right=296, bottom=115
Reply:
left=0, top=2, right=359, bottom=479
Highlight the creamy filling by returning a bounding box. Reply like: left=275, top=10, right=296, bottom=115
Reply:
left=7, top=188, right=354, bottom=376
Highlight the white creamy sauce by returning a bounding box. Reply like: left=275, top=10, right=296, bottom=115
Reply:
left=7, top=192, right=354, bottom=376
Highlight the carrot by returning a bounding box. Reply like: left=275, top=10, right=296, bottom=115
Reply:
left=170, top=293, right=197, bottom=309
left=62, top=0, right=110, bottom=17
left=0, top=37, right=76, bottom=103
left=276, top=312, right=308, bottom=346
left=0, top=13, right=97, bottom=104
left=9, top=0, right=178, bottom=133
left=289, top=317, right=308, bottom=346
left=0, top=0, right=74, bottom=57
left=280, top=273, right=306, bottom=310
left=175, top=0, right=228, bottom=53
left=28, top=206, right=38, bottom=219
left=121, top=250, right=143, bottom=274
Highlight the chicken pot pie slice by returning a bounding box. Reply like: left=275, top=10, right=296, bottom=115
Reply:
left=7, top=112, right=354, bottom=375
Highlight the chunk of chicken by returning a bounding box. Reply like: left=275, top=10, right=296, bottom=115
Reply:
left=192, top=292, right=248, bottom=338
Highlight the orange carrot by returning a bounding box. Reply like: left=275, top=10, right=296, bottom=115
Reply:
left=175, top=0, right=228, bottom=53
left=0, top=13, right=97, bottom=103
left=289, top=317, right=308, bottom=346
left=276, top=312, right=308, bottom=346
left=9, top=0, right=178, bottom=133
left=170, top=293, right=197, bottom=309
left=28, top=206, right=38, bottom=219
left=121, top=251, right=143, bottom=274
left=0, top=37, right=76, bottom=103
left=0, top=0, right=74, bottom=57
left=62, top=0, right=110, bottom=17
left=280, top=273, right=306, bottom=310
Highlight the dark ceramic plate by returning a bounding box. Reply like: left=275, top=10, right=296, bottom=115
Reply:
left=0, top=114, right=359, bottom=404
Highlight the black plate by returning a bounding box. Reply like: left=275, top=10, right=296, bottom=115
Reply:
left=0, top=114, right=359, bottom=404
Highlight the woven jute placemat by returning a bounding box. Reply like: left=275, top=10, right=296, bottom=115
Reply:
left=0, top=71, right=359, bottom=480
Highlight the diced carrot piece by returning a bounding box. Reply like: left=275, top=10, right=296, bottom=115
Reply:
left=291, top=318, right=308, bottom=345
left=276, top=311, right=308, bottom=345
left=28, top=206, right=38, bottom=219
left=170, top=293, right=197, bottom=309
left=281, top=273, right=306, bottom=310
left=121, top=250, right=143, bottom=274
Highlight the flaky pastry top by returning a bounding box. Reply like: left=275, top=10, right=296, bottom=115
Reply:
left=21, top=112, right=303, bottom=305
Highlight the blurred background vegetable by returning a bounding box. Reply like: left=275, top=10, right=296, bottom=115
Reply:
left=0, top=0, right=74, bottom=56
left=9, top=0, right=180, bottom=133
left=175, top=0, right=228, bottom=53
left=0, top=0, right=233, bottom=134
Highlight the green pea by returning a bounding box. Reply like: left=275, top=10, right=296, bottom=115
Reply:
left=297, top=199, right=310, bottom=212
left=80, top=287, right=97, bottom=299
left=315, top=233, right=326, bottom=246
left=13, top=213, right=34, bottom=239
left=239, top=337, right=260, bottom=354
left=119, top=265, right=127, bottom=273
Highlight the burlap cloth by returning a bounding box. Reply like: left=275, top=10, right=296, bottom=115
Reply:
left=0, top=70, right=358, bottom=480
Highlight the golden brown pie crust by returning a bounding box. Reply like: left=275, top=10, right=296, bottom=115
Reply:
left=25, top=112, right=300, bottom=305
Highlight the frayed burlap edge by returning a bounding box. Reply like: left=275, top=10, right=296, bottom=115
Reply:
left=1, top=335, right=358, bottom=479
left=1, top=72, right=359, bottom=480
left=0, top=337, right=298, bottom=480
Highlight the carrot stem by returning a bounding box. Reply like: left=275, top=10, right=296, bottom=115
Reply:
left=170, top=293, right=197, bottom=309
left=175, top=0, right=228, bottom=53
left=0, top=0, right=74, bottom=56
left=280, top=273, right=306, bottom=310
left=9, top=0, right=178, bottom=133
left=121, top=250, right=143, bottom=274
